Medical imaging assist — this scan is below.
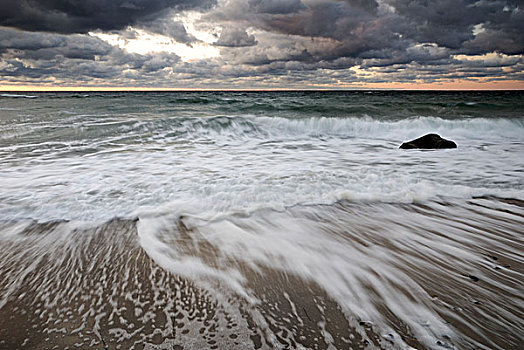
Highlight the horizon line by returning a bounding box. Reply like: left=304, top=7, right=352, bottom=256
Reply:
left=1, top=87, right=523, bottom=92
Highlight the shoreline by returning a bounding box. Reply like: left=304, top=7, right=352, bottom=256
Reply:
left=0, top=198, right=522, bottom=349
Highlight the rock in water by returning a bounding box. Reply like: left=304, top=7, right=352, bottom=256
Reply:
left=399, top=133, right=457, bottom=149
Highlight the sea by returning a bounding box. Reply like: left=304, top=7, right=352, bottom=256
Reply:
left=0, top=90, right=522, bottom=350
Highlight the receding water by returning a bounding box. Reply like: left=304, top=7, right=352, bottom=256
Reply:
left=0, top=91, right=523, bottom=349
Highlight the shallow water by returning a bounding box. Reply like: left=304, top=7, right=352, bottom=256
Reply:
left=0, top=91, right=523, bottom=349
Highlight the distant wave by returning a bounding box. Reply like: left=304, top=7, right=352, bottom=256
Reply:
left=0, top=93, right=37, bottom=99
left=157, top=93, right=513, bottom=118
left=112, top=115, right=524, bottom=143
left=251, top=115, right=524, bottom=141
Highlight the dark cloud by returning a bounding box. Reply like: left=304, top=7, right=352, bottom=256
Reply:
left=209, top=0, right=523, bottom=73
left=142, top=14, right=196, bottom=43
left=214, top=28, right=257, bottom=47
left=0, top=26, right=181, bottom=84
left=1, top=0, right=523, bottom=88
left=0, top=0, right=215, bottom=34
left=463, top=3, right=524, bottom=55
left=0, top=27, right=113, bottom=59
left=259, top=1, right=374, bottom=39
left=141, top=54, right=180, bottom=72
left=388, top=0, right=524, bottom=53
left=341, top=0, right=379, bottom=13
left=249, top=0, right=307, bottom=14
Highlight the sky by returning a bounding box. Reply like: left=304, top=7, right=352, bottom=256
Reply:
left=0, top=0, right=523, bottom=90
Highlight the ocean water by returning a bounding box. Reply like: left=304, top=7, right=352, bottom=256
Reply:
left=0, top=91, right=523, bottom=349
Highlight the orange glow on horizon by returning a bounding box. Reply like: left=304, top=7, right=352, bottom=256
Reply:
left=354, top=79, right=524, bottom=90
left=1, top=79, right=523, bottom=92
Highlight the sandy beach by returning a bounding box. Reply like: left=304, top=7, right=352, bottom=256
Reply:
left=1, top=198, right=522, bottom=349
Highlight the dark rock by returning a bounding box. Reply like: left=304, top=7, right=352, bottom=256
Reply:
left=468, top=275, right=480, bottom=282
left=399, top=133, right=457, bottom=149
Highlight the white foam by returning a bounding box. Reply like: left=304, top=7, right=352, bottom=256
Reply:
left=137, top=216, right=254, bottom=302
left=0, top=93, right=37, bottom=98
left=137, top=199, right=515, bottom=349
left=1, top=113, right=523, bottom=222
left=179, top=115, right=524, bottom=143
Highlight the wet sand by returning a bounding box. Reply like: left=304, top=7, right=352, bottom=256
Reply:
left=0, top=198, right=522, bottom=349
left=0, top=219, right=378, bottom=350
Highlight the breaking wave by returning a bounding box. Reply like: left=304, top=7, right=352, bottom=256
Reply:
left=0, top=93, right=37, bottom=99
left=9, top=114, right=517, bottom=144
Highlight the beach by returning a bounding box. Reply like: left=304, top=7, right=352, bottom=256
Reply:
left=0, top=91, right=523, bottom=349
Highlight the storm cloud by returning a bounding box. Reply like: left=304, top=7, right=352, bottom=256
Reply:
left=0, top=0, right=215, bottom=33
left=0, top=0, right=523, bottom=88
left=214, top=28, right=257, bottom=47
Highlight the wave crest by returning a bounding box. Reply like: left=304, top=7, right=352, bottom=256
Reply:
left=133, top=115, right=524, bottom=143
